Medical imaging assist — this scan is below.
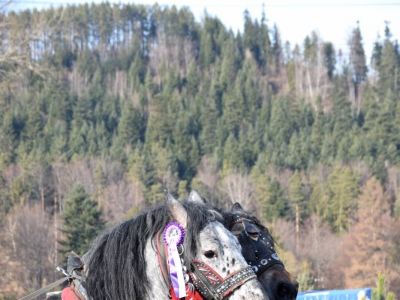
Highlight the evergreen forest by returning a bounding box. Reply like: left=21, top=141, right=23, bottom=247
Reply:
left=0, top=2, right=399, bottom=298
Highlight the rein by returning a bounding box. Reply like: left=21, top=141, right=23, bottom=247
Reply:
left=232, top=215, right=284, bottom=277
left=18, top=252, right=87, bottom=300
left=157, top=220, right=257, bottom=300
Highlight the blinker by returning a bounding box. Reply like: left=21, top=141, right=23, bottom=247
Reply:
left=242, top=220, right=260, bottom=241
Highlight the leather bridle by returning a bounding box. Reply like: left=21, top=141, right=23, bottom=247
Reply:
left=157, top=220, right=257, bottom=300
left=231, top=215, right=284, bottom=277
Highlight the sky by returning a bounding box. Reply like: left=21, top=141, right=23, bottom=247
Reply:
left=9, top=0, right=400, bottom=64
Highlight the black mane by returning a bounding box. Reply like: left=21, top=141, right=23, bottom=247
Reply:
left=85, top=199, right=213, bottom=300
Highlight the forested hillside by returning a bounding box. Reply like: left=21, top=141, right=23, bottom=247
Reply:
left=0, top=2, right=399, bottom=298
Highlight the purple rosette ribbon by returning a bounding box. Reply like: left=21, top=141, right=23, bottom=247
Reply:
left=164, top=222, right=186, bottom=298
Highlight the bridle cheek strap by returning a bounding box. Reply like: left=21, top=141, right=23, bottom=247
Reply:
left=190, top=260, right=257, bottom=300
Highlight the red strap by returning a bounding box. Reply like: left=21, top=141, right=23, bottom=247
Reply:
left=170, top=286, right=203, bottom=300
left=156, top=231, right=170, bottom=286
left=61, top=287, right=81, bottom=300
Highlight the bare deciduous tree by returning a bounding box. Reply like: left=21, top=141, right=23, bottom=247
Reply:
left=220, top=171, right=256, bottom=213
left=196, top=156, right=219, bottom=205
left=0, top=0, right=56, bottom=79
left=103, top=179, right=143, bottom=223
left=273, top=215, right=345, bottom=290
left=1, top=205, right=55, bottom=296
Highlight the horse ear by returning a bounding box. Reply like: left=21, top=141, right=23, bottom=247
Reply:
left=165, top=190, right=187, bottom=228
left=188, top=189, right=207, bottom=204
left=231, top=202, right=245, bottom=212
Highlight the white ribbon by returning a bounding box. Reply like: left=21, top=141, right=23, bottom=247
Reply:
left=168, top=243, right=187, bottom=298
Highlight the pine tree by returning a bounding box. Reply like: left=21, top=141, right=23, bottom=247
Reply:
left=222, top=133, right=241, bottom=173
left=309, top=178, right=331, bottom=222
left=269, top=96, right=293, bottom=146
left=177, top=180, right=188, bottom=199
left=10, top=177, right=27, bottom=206
left=146, top=182, right=164, bottom=205
left=146, top=94, right=173, bottom=146
left=310, top=99, right=325, bottom=160
left=59, top=185, right=105, bottom=259
left=87, top=123, right=98, bottom=157
left=271, top=24, right=282, bottom=75
left=238, top=124, right=257, bottom=168
left=252, top=166, right=288, bottom=222
left=222, top=86, right=243, bottom=136
left=94, top=164, right=106, bottom=206
left=377, top=25, right=400, bottom=94
left=372, top=274, right=386, bottom=300
left=48, top=120, right=69, bottom=162
left=200, top=31, right=214, bottom=68
left=118, top=101, right=142, bottom=147
left=219, top=35, right=240, bottom=88
left=287, top=134, right=303, bottom=170
left=327, top=166, right=359, bottom=234
left=22, top=105, right=44, bottom=153
left=199, top=97, right=219, bottom=154
left=186, top=61, right=200, bottom=97
left=0, top=112, right=16, bottom=167
left=288, top=170, right=308, bottom=234
left=323, top=42, right=336, bottom=80
left=348, top=24, right=367, bottom=84
left=361, top=83, right=380, bottom=132
left=242, top=10, right=265, bottom=66
left=266, top=178, right=288, bottom=221
left=69, top=121, right=89, bottom=159
left=242, top=59, right=262, bottom=122
left=331, top=82, right=353, bottom=142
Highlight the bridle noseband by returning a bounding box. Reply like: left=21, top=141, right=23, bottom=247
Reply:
left=190, top=260, right=256, bottom=300
left=231, top=215, right=284, bottom=277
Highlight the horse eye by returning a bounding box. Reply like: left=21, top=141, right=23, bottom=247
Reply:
left=204, top=250, right=217, bottom=259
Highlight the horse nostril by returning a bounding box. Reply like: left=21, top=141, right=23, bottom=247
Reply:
left=278, top=283, right=294, bottom=298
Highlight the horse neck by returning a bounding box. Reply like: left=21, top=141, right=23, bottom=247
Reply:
left=144, top=238, right=171, bottom=300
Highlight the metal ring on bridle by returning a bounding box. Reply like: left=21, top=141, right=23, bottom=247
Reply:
left=177, top=244, right=184, bottom=255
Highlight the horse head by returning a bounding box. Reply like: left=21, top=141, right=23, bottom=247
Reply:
left=227, top=202, right=299, bottom=300
left=188, top=190, right=298, bottom=300
left=83, top=191, right=268, bottom=300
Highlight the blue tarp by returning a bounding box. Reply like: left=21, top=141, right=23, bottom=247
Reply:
left=297, top=288, right=372, bottom=300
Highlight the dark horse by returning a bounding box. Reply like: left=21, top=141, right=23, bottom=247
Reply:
left=188, top=190, right=298, bottom=300
left=80, top=193, right=269, bottom=300
left=225, top=202, right=299, bottom=300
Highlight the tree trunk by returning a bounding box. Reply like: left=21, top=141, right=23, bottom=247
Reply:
left=41, top=187, right=45, bottom=212
left=296, top=203, right=299, bottom=250
left=54, top=194, right=58, bottom=271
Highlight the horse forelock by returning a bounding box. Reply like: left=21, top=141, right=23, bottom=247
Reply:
left=179, top=199, right=218, bottom=263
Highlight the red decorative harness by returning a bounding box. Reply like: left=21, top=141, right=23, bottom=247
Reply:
left=170, top=286, right=203, bottom=300
left=156, top=230, right=256, bottom=300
